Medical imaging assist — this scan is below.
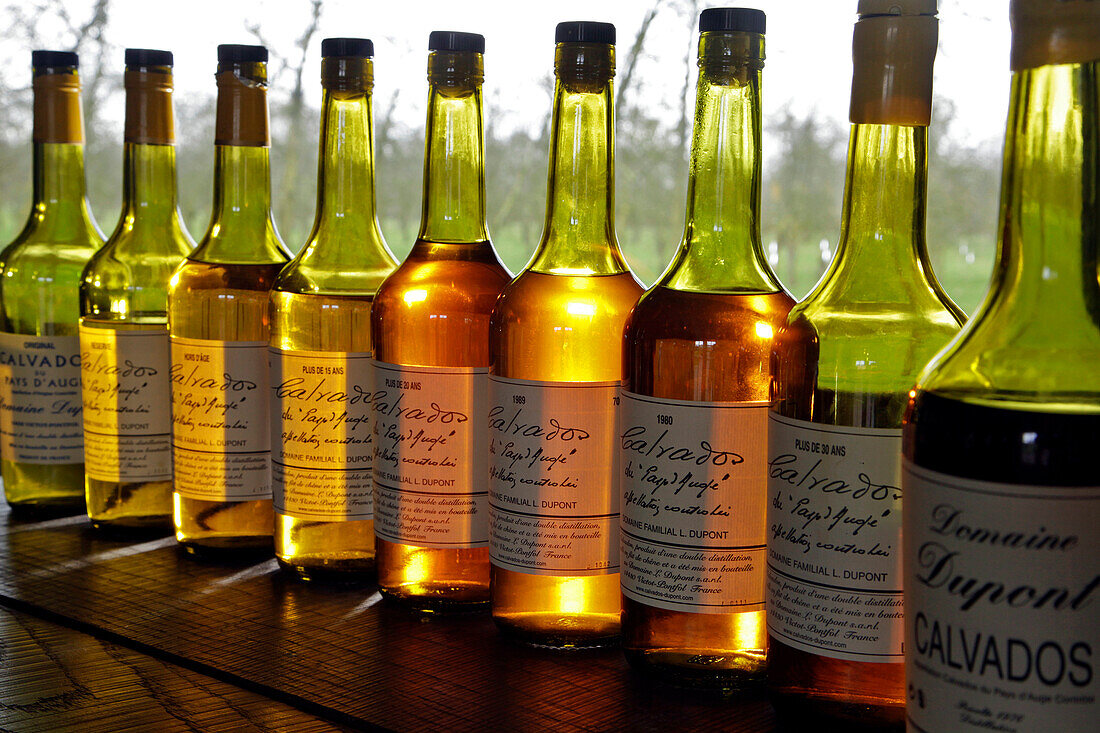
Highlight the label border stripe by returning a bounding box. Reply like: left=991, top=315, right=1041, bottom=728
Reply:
left=768, top=563, right=902, bottom=594
left=490, top=504, right=617, bottom=520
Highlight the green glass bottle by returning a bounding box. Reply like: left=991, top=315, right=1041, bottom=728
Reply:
left=371, top=31, right=511, bottom=608
left=270, top=38, right=398, bottom=580
left=80, top=49, right=195, bottom=532
left=168, top=44, right=290, bottom=555
left=620, top=8, right=793, bottom=688
left=903, top=1, right=1099, bottom=730
left=768, top=1, right=963, bottom=725
left=0, top=50, right=104, bottom=512
left=489, top=21, right=643, bottom=647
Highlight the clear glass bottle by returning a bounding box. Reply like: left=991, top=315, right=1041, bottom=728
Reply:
left=370, top=31, right=511, bottom=609
left=489, top=21, right=643, bottom=647
left=903, top=1, right=1100, bottom=730
left=270, top=38, right=398, bottom=580
left=168, top=44, right=290, bottom=555
left=80, top=48, right=195, bottom=532
left=0, top=50, right=104, bottom=512
left=768, top=2, right=963, bottom=725
left=620, top=8, right=792, bottom=687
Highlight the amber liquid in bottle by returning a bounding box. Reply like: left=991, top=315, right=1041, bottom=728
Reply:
left=490, top=25, right=643, bottom=647
left=0, top=52, right=104, bottom=512
left=622, top=15, right=793, bottom=686
left=271, top=41, right=398, bottom=580
left=371, top=35, right=511, bottom=608
left=169, top=48, right=290, bottom=555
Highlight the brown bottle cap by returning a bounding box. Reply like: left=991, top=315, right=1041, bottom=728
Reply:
left=849, top=0, right=938, bottom=126
left=214, top=51, right=269, bottom=147
left=1011, top=0, right=1100, bottom=71
left=32, top=60, right=83, bottom=144
left=124, top=68, right=174, bottom=145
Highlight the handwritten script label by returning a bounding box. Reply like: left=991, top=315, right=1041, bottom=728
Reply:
left=903, top=460, right=1099, bottom=732
left=488, top=376, right=619, bottom=576
left=766, top=414, right=905, bottom=662
left=620, top=391, right=768, bottom=614
left=170, top=337, right=270, bottom=502
left=0, top=331, right=83, bottom=464
left=270, top=349, right=373, bottom=521
left=371, top=361, right=488, bottom=548
left=79, top=325, right=172, bottom=482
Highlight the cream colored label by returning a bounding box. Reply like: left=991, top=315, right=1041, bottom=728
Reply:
left=488, top=377, right=619, bottom=577
left=620, top=392, right=768, bottom=614
left=0, top=332, right=83, bottom=464
left=170, top=337, right=270, bottom=502
left=79, top=325, right=172, bottom=482
left=371, top=361, right=488, bottom=548
left=903, top=461, right=1099, bottom=733
left=766, top=415, right=904, bottom=663
left=270, top=349, right=373, bottom=521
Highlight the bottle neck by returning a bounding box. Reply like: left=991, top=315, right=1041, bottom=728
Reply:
left=418, top=51, right=488, bottom=244
left=662, top=31, right=778, bottom=292
left=527, top=43, right=627, bottom=276
left=119, top=143, right=185, bottom=233
left=988, top=61, right=1100, bottom=336
left=209, top=144, right=275, bottom=238
left=30, top=67, right=97, bottom=227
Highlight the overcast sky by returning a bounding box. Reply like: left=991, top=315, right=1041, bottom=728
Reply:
left=10, top=0, right=1011, bottom=148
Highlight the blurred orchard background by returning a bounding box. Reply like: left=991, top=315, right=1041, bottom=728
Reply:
left=0, top=0, right=1006, bottom=313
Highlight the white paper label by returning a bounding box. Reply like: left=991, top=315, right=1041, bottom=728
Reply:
left=371, top=361, right=488, bottom=548
left=170, top=337, right=270, bottom=502
left=79, top=325, right=172, bottom=482
left=619, top=392, right=769, bottom=614
left=766, top=414, right=904, bottom=663
left=903, top=461, right=1099, bottom=733
left=270, top=349, right=373, bottom=521
left=488, top=377, right=619, bottom=576
left=0, top=331, right=83, bottom=464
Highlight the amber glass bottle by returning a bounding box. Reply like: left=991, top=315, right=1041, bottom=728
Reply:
left=370, top=31, right=511, bottom=609
left=270, top=38, right=398, bottom=580
left=80, top=49, right=195, bottom=531
left=0, top=51, right=104, bottom=511
left=903, top=1, right=1099, bottom=730
left=489, top=21, right=643, bottom=647
left=168, top=45, right=290, bottom=555
left=620, top=8, right=792, bottom=686
left=768, top=2, right=963, bottom=726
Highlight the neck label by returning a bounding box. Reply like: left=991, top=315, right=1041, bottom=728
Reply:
left=79, top=325, right=172, bottom=482
left=371, top=361, right=489, bottom=548
left=902, top=460, right=1099, bottom=731
left=270, top=348, right=373, bottom=521
left=620, top=391, right=769, bottom=614
left=170, top=336, right=270, bottom=502
left=0, top=332, right=83, bottom=465
left=488, top=376, right=620, bottom=577
left=766, top=414, right=905, bottom=662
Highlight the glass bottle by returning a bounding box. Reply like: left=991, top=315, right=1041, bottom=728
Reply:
left=903, top=1, right=1100, bottom=730
left=768, top=1, right=964, bottom=725
left=79, top=48, right=195, bottom=532
left=0, top=50, right=104, bottom=511
left=620, top=8, right=792, bottom=686
left=270, top=38, right=398, bottom=580
left=168, top=44, right=290, bottom=555
left=489, top=21, right=643, bottom=647
left=370, top=31, right=511, bottom=609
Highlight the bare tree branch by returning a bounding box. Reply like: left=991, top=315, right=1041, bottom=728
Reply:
left=616, top=0, right=663, bottom=112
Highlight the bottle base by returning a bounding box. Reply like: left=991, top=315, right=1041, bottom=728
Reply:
left=380, top=580, right=490, bottom=614
left=179, top=535, right=274, bottom=562
left=277, top=555, right=376, bottom=584
left=91, top=516, right=174, bottom=538
left=494, top=612, right=621, bottom=649
left=7, top=498, right=86, bottom=518
left=624, top=647, right=766, bottom=691
left=771, top=690, right=904, bottom=732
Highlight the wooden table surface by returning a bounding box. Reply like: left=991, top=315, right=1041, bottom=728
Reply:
left=0, top=503, right=778, bottom=732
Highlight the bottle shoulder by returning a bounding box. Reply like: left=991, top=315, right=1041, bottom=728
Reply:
left=373, top=241, right=512, bottom=305
left=494, top=270, right=644, bottom=325
left=626, top=285, right=793, bottom=342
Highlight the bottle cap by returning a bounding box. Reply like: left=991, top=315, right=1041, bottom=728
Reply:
left=556, top=21, right=615, bottom=45
left=31, top=50, right=78, bottom=69
left=125, top=48, right=173, bottom=67
left=699, top=8, right=766, bottom=34
left=322, top=37, right=374, bottom=58
left=428, top=31, right=485, bottom=54
left=217, top=44, right=268, bottom=64
left=850, top=0, right=937, bottom=126
left=1011, top=0, right=1100, bottom=70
